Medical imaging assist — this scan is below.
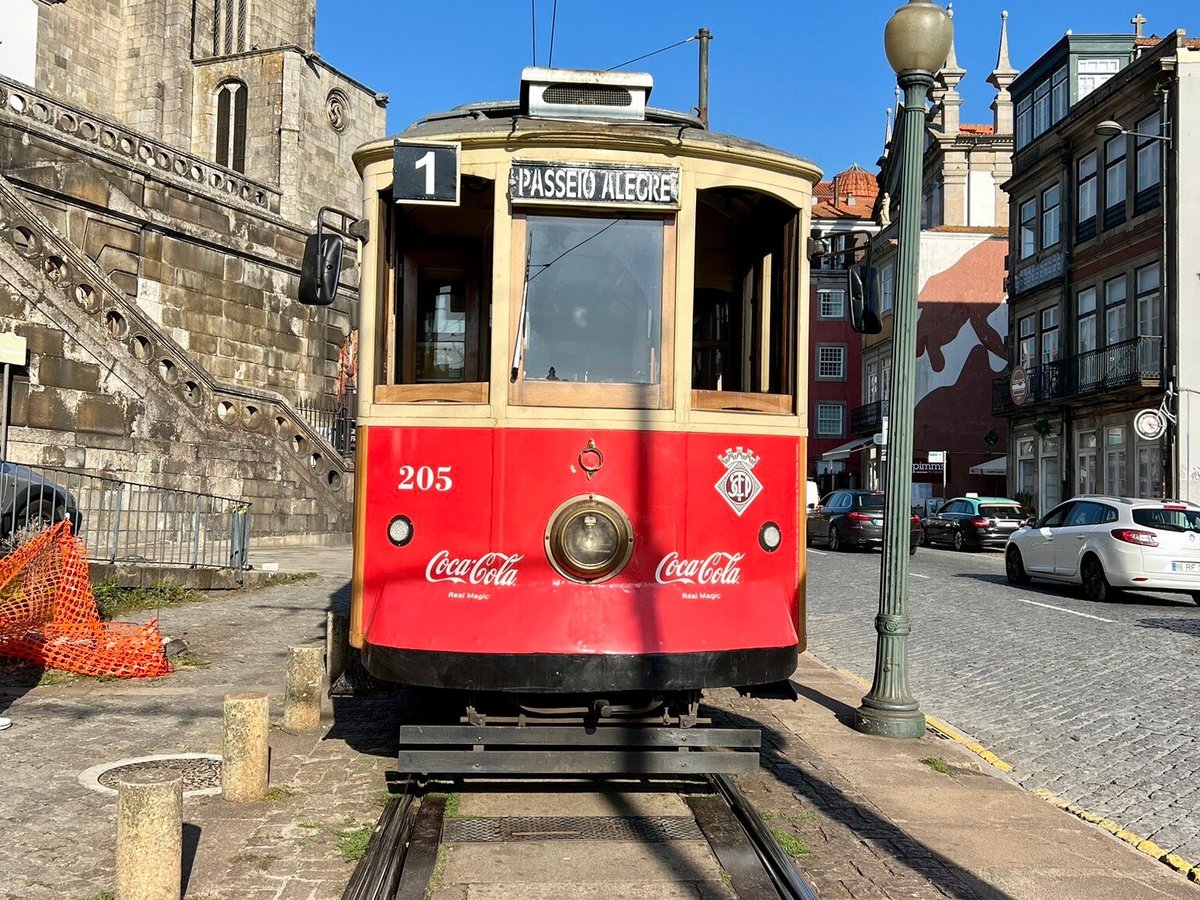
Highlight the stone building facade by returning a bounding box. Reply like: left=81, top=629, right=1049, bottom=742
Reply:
left=0, top=0, right=387, bottom=539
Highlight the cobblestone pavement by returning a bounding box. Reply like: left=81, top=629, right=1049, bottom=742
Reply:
left=804, top=541, right=1200, bottom=864
left=0, top=569, right=400, bottom=900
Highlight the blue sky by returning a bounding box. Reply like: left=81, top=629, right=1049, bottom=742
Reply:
left=316, top=1, right=1194, bottom=180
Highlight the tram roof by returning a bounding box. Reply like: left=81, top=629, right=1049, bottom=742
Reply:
left=354, top=100, right=820, bottom=180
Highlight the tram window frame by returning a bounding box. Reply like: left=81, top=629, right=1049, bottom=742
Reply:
left=374, top=180, right=495, bottom=405
left=508, top=211, right=677, bottom=411
left=690, top=188, right=799, bottom=416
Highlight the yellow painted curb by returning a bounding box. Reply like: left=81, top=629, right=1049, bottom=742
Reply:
left=1163, top=854, right=1191, bottom=874
left=835, top=669, right=1015, bottom=773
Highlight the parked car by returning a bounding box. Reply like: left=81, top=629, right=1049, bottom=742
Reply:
left=806, top=490, right=921, bottom=554
left=1005, top=495, right=1200, bottom=605
left=0, top=463, right=81, bottom=547
left=922, top=495, right=1025, bottom=551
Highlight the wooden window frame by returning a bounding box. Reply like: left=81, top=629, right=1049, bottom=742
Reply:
left=507, top=212, right=676, bottom=411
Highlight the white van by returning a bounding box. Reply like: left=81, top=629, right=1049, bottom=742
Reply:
left=806, top=480, right=821, bottom=511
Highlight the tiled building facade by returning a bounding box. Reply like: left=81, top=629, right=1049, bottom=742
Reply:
left=993, top=26, right=1200, bottom=514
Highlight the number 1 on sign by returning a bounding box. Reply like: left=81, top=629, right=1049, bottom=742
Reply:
left=415, top=150, right=435, bottom=195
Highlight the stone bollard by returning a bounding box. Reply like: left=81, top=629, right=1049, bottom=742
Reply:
left=326, top=611, right=350, bottom=685
left=222, top=691, right=269, bottom=802
left=283, top=645, right=324, bottom=732
left=115, top=771, right=182, bottom=900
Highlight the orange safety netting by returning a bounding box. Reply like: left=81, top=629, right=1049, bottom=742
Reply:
left=0, top=520, right=171, bottom=678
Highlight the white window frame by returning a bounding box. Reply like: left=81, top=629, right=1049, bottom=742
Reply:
left=880, top=263, right=895, bottom=314
left=815, top=344, right=846, bottom=381
left=818, top=289, right=846, bottom=320
left=815, top=402, right=845, bottom=438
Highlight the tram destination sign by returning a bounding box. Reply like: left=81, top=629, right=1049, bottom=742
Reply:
left=509, top=161, right=680, bottom=208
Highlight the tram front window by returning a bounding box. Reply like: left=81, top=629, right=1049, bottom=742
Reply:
left=521, top=215, right=664, bottom=386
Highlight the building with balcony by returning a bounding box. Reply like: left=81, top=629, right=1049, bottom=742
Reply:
left=843, top=11, right=1014, bottom=504
left=995, top=21, right=1200, bottom=514
left=808, top=165, right=880, bottom=493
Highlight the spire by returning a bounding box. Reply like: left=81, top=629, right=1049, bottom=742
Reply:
left=987, top=10, right=1019, bottom=135
left=936, top=3, right=966, bottom=136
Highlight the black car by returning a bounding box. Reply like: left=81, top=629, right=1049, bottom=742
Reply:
left=806, top=490, right=921, bottom=554
left=0, top=463, right=81, bottom=547
left=921, top=495, right=1025, bottom=551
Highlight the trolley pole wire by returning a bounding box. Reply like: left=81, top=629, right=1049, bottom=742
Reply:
left=531, top=0, right=537, bottom=66
left=548, top=0, right=559, bottom=67
left=605, top=34, right=697, bottom=72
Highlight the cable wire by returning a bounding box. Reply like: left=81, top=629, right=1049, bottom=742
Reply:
left=606, top=35, right=696, bottom=72
left=527, top=220, right=619, bottom=283
left=531, top=0, right=537, bottom=66
left=548, top=0, right=559, bottom=67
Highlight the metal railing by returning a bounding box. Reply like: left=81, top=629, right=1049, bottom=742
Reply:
left=850, top=399, right=888, bottom=435
left=296, top=392, right=357, bottom=460
left=992, top=335, right=1162, bottom=414
left=0, top=463, right=250, bottom=570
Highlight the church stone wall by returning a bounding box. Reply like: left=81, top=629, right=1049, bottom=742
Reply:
left=34, top=0, right=124, bottom=118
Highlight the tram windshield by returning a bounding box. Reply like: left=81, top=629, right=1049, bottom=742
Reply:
left=521, top=215, right=664, bottom=385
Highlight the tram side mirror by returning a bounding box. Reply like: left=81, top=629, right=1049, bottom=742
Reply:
left=299, top=232, right=343, bottom=306
left=847, top=264, right=882, bottom=335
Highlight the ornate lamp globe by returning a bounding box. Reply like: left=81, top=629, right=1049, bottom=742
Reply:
left=884, top=0, right=954, bottom=76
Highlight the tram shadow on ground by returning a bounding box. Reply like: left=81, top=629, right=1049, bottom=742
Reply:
left=712, top=699, right=1015, bottom=900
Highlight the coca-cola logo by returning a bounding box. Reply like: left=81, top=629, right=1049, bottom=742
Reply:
left=655, top=552, right=744, bottom=585
left=425, top=551, right=523, bottom=587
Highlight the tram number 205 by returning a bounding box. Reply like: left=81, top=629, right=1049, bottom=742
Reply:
left=398, top=465, right=454, bottom=493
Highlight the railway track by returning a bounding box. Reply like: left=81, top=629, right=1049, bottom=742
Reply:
left=342, top=773, right=820, bottom=900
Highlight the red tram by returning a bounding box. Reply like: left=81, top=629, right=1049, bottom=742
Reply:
left=302, top=67, right=822, bottom=771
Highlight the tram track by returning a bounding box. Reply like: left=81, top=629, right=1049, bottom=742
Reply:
left=342, top=772, right=820, bottom=900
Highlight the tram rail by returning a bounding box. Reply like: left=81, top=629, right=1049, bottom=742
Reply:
left=341, top=772, right=820, bottom=900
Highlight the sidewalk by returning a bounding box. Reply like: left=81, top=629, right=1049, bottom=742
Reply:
left=0, top=542, right=1195, bottom=898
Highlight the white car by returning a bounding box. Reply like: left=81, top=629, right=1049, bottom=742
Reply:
left=1005, top=496, right=1200, bottom=605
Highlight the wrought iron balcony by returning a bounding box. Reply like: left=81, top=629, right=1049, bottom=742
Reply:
left=992, top=335, right=1163, bottom=414
left=850, top=399, right=888, bottom=435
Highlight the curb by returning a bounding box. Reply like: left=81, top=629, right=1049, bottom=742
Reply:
left=833, top=667, right=1015, bottom=773
left=824, top=662, right=1197, bottom=884
left=1033, top=789, right=1199, bottom=882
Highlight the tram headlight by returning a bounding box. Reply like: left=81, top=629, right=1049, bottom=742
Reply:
left=387, top=515, right=414, bottom=547
left=759, top=521, right=782, bottom=552
left=545, top=495, right=634, bottom=583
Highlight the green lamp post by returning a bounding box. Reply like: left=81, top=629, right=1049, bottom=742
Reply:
left=854, top=0, right=953, bottom=739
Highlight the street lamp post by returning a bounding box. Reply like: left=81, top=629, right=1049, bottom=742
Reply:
left=855, top=0, right=952, bottom=739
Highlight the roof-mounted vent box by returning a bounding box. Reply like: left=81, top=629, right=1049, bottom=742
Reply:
left=521, top=67, right=652, bottom=122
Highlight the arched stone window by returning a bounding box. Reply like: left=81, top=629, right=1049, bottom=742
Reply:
left=215, top=80, right=248, bottom=172
left=213, top=0, right=248, bottom=55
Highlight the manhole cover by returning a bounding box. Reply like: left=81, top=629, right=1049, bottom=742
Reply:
left=79, top=754, right=223, bottom=797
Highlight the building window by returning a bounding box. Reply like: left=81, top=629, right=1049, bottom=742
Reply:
left=1018, top=314, right=1036, bottom=369
left=1041, top=307, right=1060, bottom=364
left=1105, top=425, right=1127, bottom=496
left=816, top=403, right=845, bottom=438
left=1077, top=288, right=1097, bottom=352
left=1077, top=430, right=1098, bottom=495
left=1077, top=151, right=1098, bottom=240
left=818, top=289, right=846, bottom=320
left=1041, top=185, right=1061, bottom=248
left=1104, top=276, right=1127, bottom=345
left=1051, top=66, right=1069, bottom=122
left=1137, top=263, right=1161, bottom=372
left=1033, top=80, right=1051, bottom=138
left=1019, top=199, right=1037, bottom=259
left=880, top=358, right=891, bottom=404
left=1137, top=439, right=1163, bottom=499
left=1041, top=435, right=1061, bottom=512
left=214, top=0, right=249, bottom=55
left=1015, top=95, right=1032, bottom=148
left=1017, top=438, right=1036, bottom=497
left=816, top=344, right=846, bottom=381
left=214, top=80, right=248, bottom=173
left=1078, top=58, right=1120, bottom=98
left=880, top=263, right=895, bottom=314
left=1135, top=111, right=1162, bottom=213
left=865, top=359, right=878, bottom=403
left=1104, top=133, right=1127, bottom=227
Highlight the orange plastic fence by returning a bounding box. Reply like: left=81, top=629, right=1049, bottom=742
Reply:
left=0, top=520, right=171, bottom=678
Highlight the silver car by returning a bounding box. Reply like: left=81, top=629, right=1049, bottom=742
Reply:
left=1005, top=495, right=1200, bottom=605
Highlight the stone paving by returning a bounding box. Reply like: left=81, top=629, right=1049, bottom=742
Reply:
left=804, top=542, right=1200, bottom=864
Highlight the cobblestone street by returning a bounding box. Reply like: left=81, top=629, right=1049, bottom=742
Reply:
left=805, top=541, right=1200, bottom=863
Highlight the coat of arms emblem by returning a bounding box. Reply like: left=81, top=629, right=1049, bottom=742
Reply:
left=715, top=447, right=762, bottom=517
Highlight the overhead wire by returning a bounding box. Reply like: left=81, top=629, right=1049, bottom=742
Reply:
left=530, top=0, right=537, bottom=66
left=606, top=35, right=696, bottom=72
left=548, top=0, right=559, bottom=67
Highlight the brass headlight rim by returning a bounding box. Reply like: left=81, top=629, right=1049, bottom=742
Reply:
left=544, top=493, right=635, bottom=584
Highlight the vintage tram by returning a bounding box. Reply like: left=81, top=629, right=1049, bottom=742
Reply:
left=303, top=67, right=822, bottom=772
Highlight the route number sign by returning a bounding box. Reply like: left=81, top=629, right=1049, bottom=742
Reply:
left=393, top=140, right=460, bottom=206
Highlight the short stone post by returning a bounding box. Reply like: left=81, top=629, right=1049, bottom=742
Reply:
left=115, top=771, right=182, bottom=900
left=326, top=611, right=350, bottom=685
left=222, top=691, right=269, bottom=802
left=283, top=644, right=324, bottom=732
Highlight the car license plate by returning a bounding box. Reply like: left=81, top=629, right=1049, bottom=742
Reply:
left=1171, top=561, right=1200, bottom=573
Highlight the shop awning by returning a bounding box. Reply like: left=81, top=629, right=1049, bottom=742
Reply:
left=821, top=436, right=874, bottom=461
left=969, top=456, right=1007, bottom=476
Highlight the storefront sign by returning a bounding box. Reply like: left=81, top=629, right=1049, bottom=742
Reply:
left=1010, top=366, right=1028, bottom=406
left=509, top=161, right=680, bottom=207
left=913, top=462, right=944, bottom=474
